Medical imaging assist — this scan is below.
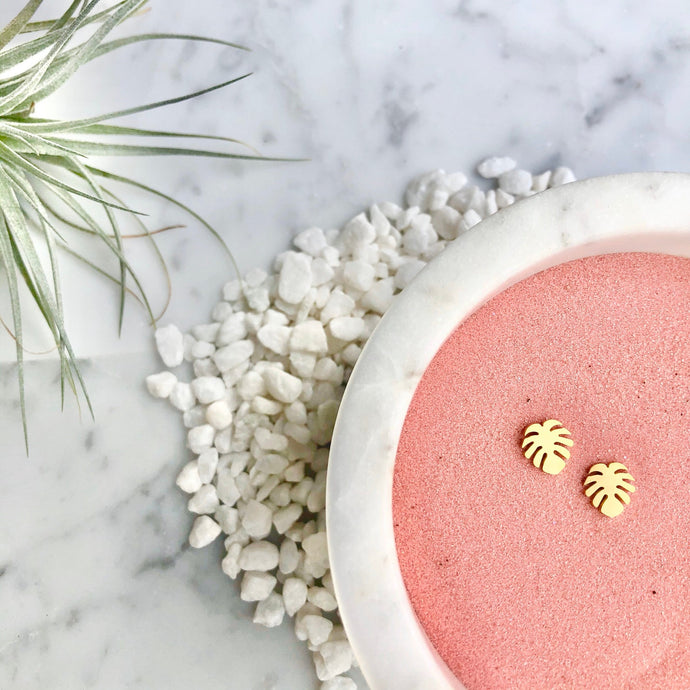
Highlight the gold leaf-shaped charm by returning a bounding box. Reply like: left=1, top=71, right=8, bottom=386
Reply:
left=584, top=462, right=636, bottom=518
left=521, top=419, right=573, bottom=475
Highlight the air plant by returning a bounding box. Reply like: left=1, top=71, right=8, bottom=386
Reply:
left=0, top=0, right=275, bottom=447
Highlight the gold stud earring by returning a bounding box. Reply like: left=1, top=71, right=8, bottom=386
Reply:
left=584, top=462, right=635, bottom=518
left=521, top=419, right=573, bottom=475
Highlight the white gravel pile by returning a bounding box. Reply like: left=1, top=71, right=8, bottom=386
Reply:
left=147, top=159, right=576, bottom=688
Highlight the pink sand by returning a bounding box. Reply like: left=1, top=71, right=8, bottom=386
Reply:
left=392, top=252, right=690, bottom=690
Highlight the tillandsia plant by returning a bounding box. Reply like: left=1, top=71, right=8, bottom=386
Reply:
left=0, top=0, right=277, bottom=447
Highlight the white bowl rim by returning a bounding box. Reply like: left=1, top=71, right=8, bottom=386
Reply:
left=326, top=172, right=690, bottom=690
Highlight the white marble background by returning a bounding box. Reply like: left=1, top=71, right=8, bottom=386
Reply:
left=1, top=0, right=689, bottom=688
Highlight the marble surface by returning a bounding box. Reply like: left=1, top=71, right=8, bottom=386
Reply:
left=2, top=0, right=690, bottom=688
left=327, top=174, right=690, bottom=689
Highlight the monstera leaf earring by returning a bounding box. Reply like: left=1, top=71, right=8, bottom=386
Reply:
left=584, top=462, right=636, bottom=518
left=521, top=419, right=573, bottom=475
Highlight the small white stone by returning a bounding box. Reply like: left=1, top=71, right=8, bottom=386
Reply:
left=463, top=209, right=483, bottom=229
left=191, top=376, right=225, bottom=404
left=191, top=340, right=215, bottom=359
left=197, top=448, right=219, bottom=483
left=253, top=592, right=285, bottom=628
left=284, top=421, right=312, bottom=444
left=216, top=469, right=241, bottom=506
left=188, top=484, right=220, bottom=514
left=269, top=482, right=292, bottom=507
left=303, top=614, right=334, bottom=646
left=495, top=188, right=515, bottom=208
left=360, top=278, right=394, bottom=314
left=484, top=189, right=498, bottom=215
left=279, top=252, right=313, bottom=304
left=257, top=324, right=291, bottom=356
left=477, top=156, right=516, bottom=178
left=221, top=542, right=242, bottom=579
left=176, top=461, right=202, bottom=493
left=308, top=586, right=338, bottom=612
left=252, top=396, right=283, bottom=415
left=169, top=382, right=196, bottom=411
left=341, top=213, right=376, bottom=252
left=187, top=424, right=215, bottom=453
left=189, top=515, right=221, bottom=548
left=290, top=352, right=316, bottom=378
left=216, top=313, right=247, bottom=346
left=263, top=368, right=303, bottom=403
left=254, top=427, right=288, bottom=452
left=314, top=641, right=354, bottom=681
left=222, top=279, right=242, bottom=302
left=214, top=505, right=239, bottom=534
left=146, top=371, right=177, bottom=399
left=320, top=677, right=357, bottom=690
left=211, top=301, right=233, bottom=322
left=285, top=401, right=308, bottom=425
left=213, top=340, right=254, bottom=373
left=240, top=571, right=277, bottom=602
left=311, top=258, right=335, bottom=286
left=550, top=166, right=576, bottom=187
left=448, top=185, right=484, bottom=213
left=498, top=169, right=533, bottom=196
left=327, top=316, right=364, bottom=341
left=302, top=532, right=329, bottom=570
left=154, top=324, right=184, bottom=367
left=279, top=538, right=300, bottom=574
left=431, top=206, right=461, bottom=241
left=255, top=453, right=289, bottom=475
left=283, top=577, right=308, bottom=616
left=274, top=503, right=303, bottom=534
left=294, top=227, right=327, bottom=256
left=342, top=261, right=375, bottom=292
left=241, top=499, right=274, bottom=539
left=532, top=170, right=552, bottom=192
left=192, top=358, right=219, bottom=378
left=205, top=400, right=233, bottom=430
left=320, top=291, right=355, bottom=323
left=290, top=320, right=328, bottom=353
left=239, top=541, right=280, bottom=571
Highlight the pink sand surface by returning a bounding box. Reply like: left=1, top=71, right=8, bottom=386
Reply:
left=392, top=253, right=690, bottom=690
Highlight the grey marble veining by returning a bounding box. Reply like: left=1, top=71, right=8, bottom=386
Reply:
left=1, top=0, right=690, bottom=687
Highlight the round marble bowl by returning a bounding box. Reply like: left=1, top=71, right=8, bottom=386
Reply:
left=326, top=173, right=690, bottom=689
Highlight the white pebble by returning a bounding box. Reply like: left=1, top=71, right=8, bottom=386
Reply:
left=216, top=469, right=241, bottom=506
left=360, top=278, right=394, bottom=314
left=176, top=461, right=202, bottom=494
left=241, top=571, right=277, bottom=602
left=342, top=261, right=375, bottom=292
left=263, top=368, right=303, bottom=403
left=169, top=382, right=196, bottom=412
left=308, top=586, right=338, bottom=612
left=191, top=340, right=215, bottom=359
left=188, top=484, right=220, bottom=514
left=290, top=320, right=328, bottom=353
left=294, top=227, right=327, bottom=256
left=216, top=313, right=247, bottom=346
left=550, top=166, right=576, bottom=187
left=463, top=209, right=483, bottom=230
left=191, top=376, right=225, bottom=404
left=320, top=290, right=355, bottom=323
left=314, top=641, right=353, bottom=681
left=495, top=188, right=515, bottom=208
left=283, top=577, right=308, bottom=616
left=215, top=505, right=239, bottom=534
left=477, top=156, right=516, bottom=178
left=221, top=542, right=242, bottom=579
left=205, top=400, right=233, bottom=430
left=302, top=532, right=329, bottom=570
left=187, top=424, right=215, bottom=453
left=498, top=169, right=533, bottom=196
left=189, top=515, right=221, bottom=548
left=532, top=170, right=551, bottom=192
left=146, top=371, right=177, bottom=399
left=327, top=317, right=364, bottom=341
left=279, top=252, right=313, bottom=304
left=257, top=324, right=291, bottom=356
left=239, top=541, right=279, bottom=571
left=213, top=340, right=254, bottom=372
left=222, top=279, right=241, bottom=301
left=241, top=499, right=274, bottom=539
left=154, top=324, right=184, bottom=367
left=279, top=538, right=300, bottom=574
left=299, top=614, right=333, bottom=646
left=274, top=503, right=303, bottom=535
left=253, top=592, right=285, bottom=628
left=196, top=448, right=219, bottom=483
